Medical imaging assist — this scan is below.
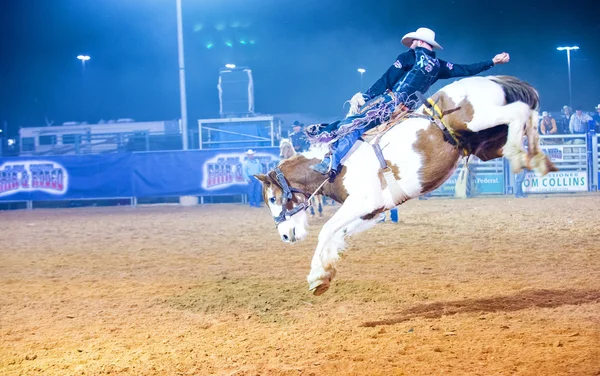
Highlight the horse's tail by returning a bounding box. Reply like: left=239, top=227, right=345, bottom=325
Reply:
left=489, top=75, right=540, bottom=111
left=454, top=161, right=469, bottom=199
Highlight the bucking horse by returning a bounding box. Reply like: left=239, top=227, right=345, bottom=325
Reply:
left=255, top=75, right=558, bottom=295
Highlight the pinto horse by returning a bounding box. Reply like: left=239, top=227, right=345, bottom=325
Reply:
left=279, top=138, right=325, bottom=217
left=256, top=75, right=557, bottom=296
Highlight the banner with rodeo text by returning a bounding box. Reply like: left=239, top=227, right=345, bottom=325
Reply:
left=130, top=148, right=281, bottom=198
left=522, top=171, right=587, bottom=193
left=198, top=148, right=280, bottom=195
left=0, top=154, right=134, bottom=201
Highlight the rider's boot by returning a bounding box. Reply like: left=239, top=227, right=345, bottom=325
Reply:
left=310, top=130, right=361, bottom=175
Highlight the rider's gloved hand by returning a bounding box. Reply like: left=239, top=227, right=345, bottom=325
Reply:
left=346, top=92, right=370, bottom=118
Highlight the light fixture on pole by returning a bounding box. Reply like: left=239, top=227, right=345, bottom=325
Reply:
left=357, top=68, right=366, bottom=91
left=225, top=64, right=236, bottom=69
left=556, top=46, right=579, bottom=108
left=77, top=55, right=90, bottom=71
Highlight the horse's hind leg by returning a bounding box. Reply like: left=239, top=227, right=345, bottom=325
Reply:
left=466, top=101, right=531, bottom=173
left=525, top=110, right=558, bottom=176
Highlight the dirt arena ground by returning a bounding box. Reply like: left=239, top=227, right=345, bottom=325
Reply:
left=2, top=195, right=600, bottom=375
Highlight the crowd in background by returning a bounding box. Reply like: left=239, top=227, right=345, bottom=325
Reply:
left=538, top=104, right=599, bottom=136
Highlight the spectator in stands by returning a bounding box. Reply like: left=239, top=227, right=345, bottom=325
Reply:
left=593, top=104, right=600, bottom=132
left=557, top=105, right=572, bottom=134
left=289, top=121, right=310, bottom=153
left=569, top=106, right=593, bottom=134
left=539, top=111, right=557, bottom=145
left=539, top=111, right=557, bottom=135
left=242, top=149, right=263, bottom=208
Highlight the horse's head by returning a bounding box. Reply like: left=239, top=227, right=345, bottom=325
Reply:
left=254, top=161, right=312, bottom=243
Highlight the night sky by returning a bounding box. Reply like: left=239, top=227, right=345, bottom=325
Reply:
left=0, top=0, right=597, bottom=135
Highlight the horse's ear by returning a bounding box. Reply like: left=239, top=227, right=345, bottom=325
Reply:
left=254, top=174, right=269, bottom=185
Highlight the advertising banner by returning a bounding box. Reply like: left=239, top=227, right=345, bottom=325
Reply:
left=430, top=172, right=504, bottom=196
left=0, top=154, right=133, bottom=201
left=522, top=171, right=587, bottom=193
left=0, top=148, right=281, bottom=202
left=131, top=148, right=280, bottom=197
left=474, top=174, right=505, bottom=194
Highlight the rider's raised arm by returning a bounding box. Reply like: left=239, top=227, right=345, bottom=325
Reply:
left=365, top=50, right=414, bottom=99
left=437, top=59, right=495, bottom=79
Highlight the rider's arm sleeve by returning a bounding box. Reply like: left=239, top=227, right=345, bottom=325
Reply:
left=438, top=60, right=495, bottom=79
left=365, top=51, right=414, bottom=99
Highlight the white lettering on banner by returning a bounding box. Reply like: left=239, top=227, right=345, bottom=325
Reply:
left=476, top=177, right=499, bottom=184
left=201, top=153, right=279, bottom=190
left=0, top=161, right=69, bottom=197
left=522, top=171, right=587, bottom=193
left=540, top=146, right=563, bottom=162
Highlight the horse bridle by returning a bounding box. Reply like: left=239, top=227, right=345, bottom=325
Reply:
left=271, top=167, right=312, bottom=226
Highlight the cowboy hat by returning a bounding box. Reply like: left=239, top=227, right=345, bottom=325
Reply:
left=401, top=27, right=442, bottom=50
left=542, top=111, right=549, bottom=116
left=246, top=149, right=256, bottom=155
left=596, top=104, right=600, bottom=109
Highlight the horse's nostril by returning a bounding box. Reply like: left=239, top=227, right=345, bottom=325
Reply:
left=282, top=234, right=289, bottom=241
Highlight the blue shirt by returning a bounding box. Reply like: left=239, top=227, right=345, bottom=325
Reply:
left=242, top=158, right=263, bottom=181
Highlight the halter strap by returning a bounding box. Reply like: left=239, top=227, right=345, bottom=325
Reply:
left=271, top=167, right=326, bottom=227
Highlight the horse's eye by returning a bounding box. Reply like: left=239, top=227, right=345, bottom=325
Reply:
left=269, top=197, right=276, bottom=204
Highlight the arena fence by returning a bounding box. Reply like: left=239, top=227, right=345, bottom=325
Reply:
left=1, top=129, right=598, bottom=210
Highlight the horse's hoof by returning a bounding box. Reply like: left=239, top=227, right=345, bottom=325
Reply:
left=313, top=283, right=330, bottom=296
left=309, top=278, right=331, bottom=296
left=308, top=278, right=323, bottom=292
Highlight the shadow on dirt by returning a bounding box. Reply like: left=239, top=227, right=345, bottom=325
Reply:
left=361, top=288, right=600, bottom=327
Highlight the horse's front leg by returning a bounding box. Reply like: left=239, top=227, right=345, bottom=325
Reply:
left=307, top=197, right=381, bottom=295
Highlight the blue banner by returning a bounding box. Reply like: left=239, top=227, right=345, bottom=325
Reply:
left=430, top=172, right=504, bottom=196
left=194, top=148, right=280, bottom=196
left=0, top=154, right=134, bottom=201
left=131, top=148, right=280, bottom=197
left=474, top=174, right=505, bottom=194
left=0, top=148, right=281, bottom=201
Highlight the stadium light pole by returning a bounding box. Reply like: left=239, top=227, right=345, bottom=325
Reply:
left=77, top=55, right=90, bottom=121
left=176, top=0, right=189, bottom=150
left=557, top=46, right=579, bottom=108
left=357, top=68, right=366, bottom=91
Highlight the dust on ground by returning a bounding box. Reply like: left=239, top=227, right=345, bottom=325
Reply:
left=1, top=195, right=600, bottom=375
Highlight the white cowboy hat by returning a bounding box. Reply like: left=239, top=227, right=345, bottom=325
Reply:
left=246, top=149, right=255, bottom=155
left=542, top=111, right=549, bottom=116
left=596, top=104, right=600, bottom=109
left=401, top=27, right=442, bottom=50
